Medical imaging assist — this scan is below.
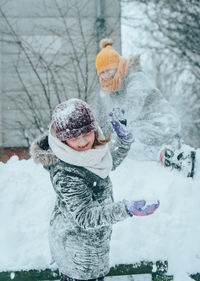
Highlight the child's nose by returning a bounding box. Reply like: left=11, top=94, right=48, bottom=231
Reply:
left=78, top=136, right=87, bottom=145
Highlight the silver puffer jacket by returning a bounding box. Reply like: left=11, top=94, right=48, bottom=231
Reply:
left=91, top=57, right=181, bottom=161
left=31, top=133, right=131, bottom=280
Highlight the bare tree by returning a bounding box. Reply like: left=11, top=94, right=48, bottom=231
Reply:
left=0, top=0, right=120, bottom=146
left=121, top=0, right=200, bottom=147
left=122, top=0, right=200, bottom=77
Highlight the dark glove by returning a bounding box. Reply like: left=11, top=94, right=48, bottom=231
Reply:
left=160, top=146, right=196, bottom=178
left=109, top=108, right=134, bottom=143
left=125, top=200, right=160, bottom=216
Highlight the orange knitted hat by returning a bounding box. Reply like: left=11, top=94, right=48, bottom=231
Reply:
left=95, top=38, right=120, bottom=76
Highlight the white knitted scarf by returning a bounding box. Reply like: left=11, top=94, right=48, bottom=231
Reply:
left=48, top=124, right=113, bottom=179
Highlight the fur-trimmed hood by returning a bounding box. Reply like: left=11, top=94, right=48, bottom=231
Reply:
left=30, top=127, right=113, bottom=178
left=30, top=132, right=58, bottom=167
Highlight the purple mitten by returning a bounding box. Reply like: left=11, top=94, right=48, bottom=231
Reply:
left=109, top=108, right=134, bottom=143
left=125, top=200, right=160, bottom=217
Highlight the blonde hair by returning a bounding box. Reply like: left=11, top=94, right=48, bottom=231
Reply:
left=93, top=131, right=111, bottom=147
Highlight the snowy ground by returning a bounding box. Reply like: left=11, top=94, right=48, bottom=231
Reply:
left=105, top=275, right=152, bottom=281
left=0, top=155, right=200, bottom=281
left=47, top=274, right=152, bottom=281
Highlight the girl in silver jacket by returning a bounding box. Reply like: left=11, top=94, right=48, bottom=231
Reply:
left=31, top=98, right=159, bottom=281
left=93, top=38, right=196, bottom=178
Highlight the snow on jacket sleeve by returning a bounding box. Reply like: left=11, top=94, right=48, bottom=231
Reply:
left=124, top=71, right=181, bottom=147
left=109, top=137, right=132, bottom=171
left=50, top=164, right=129, bottom=230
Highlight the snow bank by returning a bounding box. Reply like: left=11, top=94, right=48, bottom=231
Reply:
left=0, top=156, right=200, bottom=281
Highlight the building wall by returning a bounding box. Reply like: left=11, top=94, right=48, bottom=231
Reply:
left=0, top=37, right=2, bottom=147
left=0, top=0, right=121, bottom=148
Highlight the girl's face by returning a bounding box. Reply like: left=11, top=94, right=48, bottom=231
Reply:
left=100, top=68, right=117, bottom=81
left=66, top=131, right=95, bottom=151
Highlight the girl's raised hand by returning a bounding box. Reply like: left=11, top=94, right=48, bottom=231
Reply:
left=109, top=108, right=134, bottom=143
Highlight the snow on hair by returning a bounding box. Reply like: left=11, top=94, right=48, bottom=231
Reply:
left=100, top=38, right=113, bottom=49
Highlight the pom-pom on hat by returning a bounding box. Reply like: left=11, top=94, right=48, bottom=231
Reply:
left=95, top=38, right=120, bottom=75
left=52, top=98, right=97, bottom=141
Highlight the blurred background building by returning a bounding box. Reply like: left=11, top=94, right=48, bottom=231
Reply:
left=0, top=0, right=121, bottom=161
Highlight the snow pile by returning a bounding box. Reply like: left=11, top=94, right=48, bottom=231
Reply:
left=0, top=156, right=55, bottom=271
left=0, top=156, right=200, bottom=281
